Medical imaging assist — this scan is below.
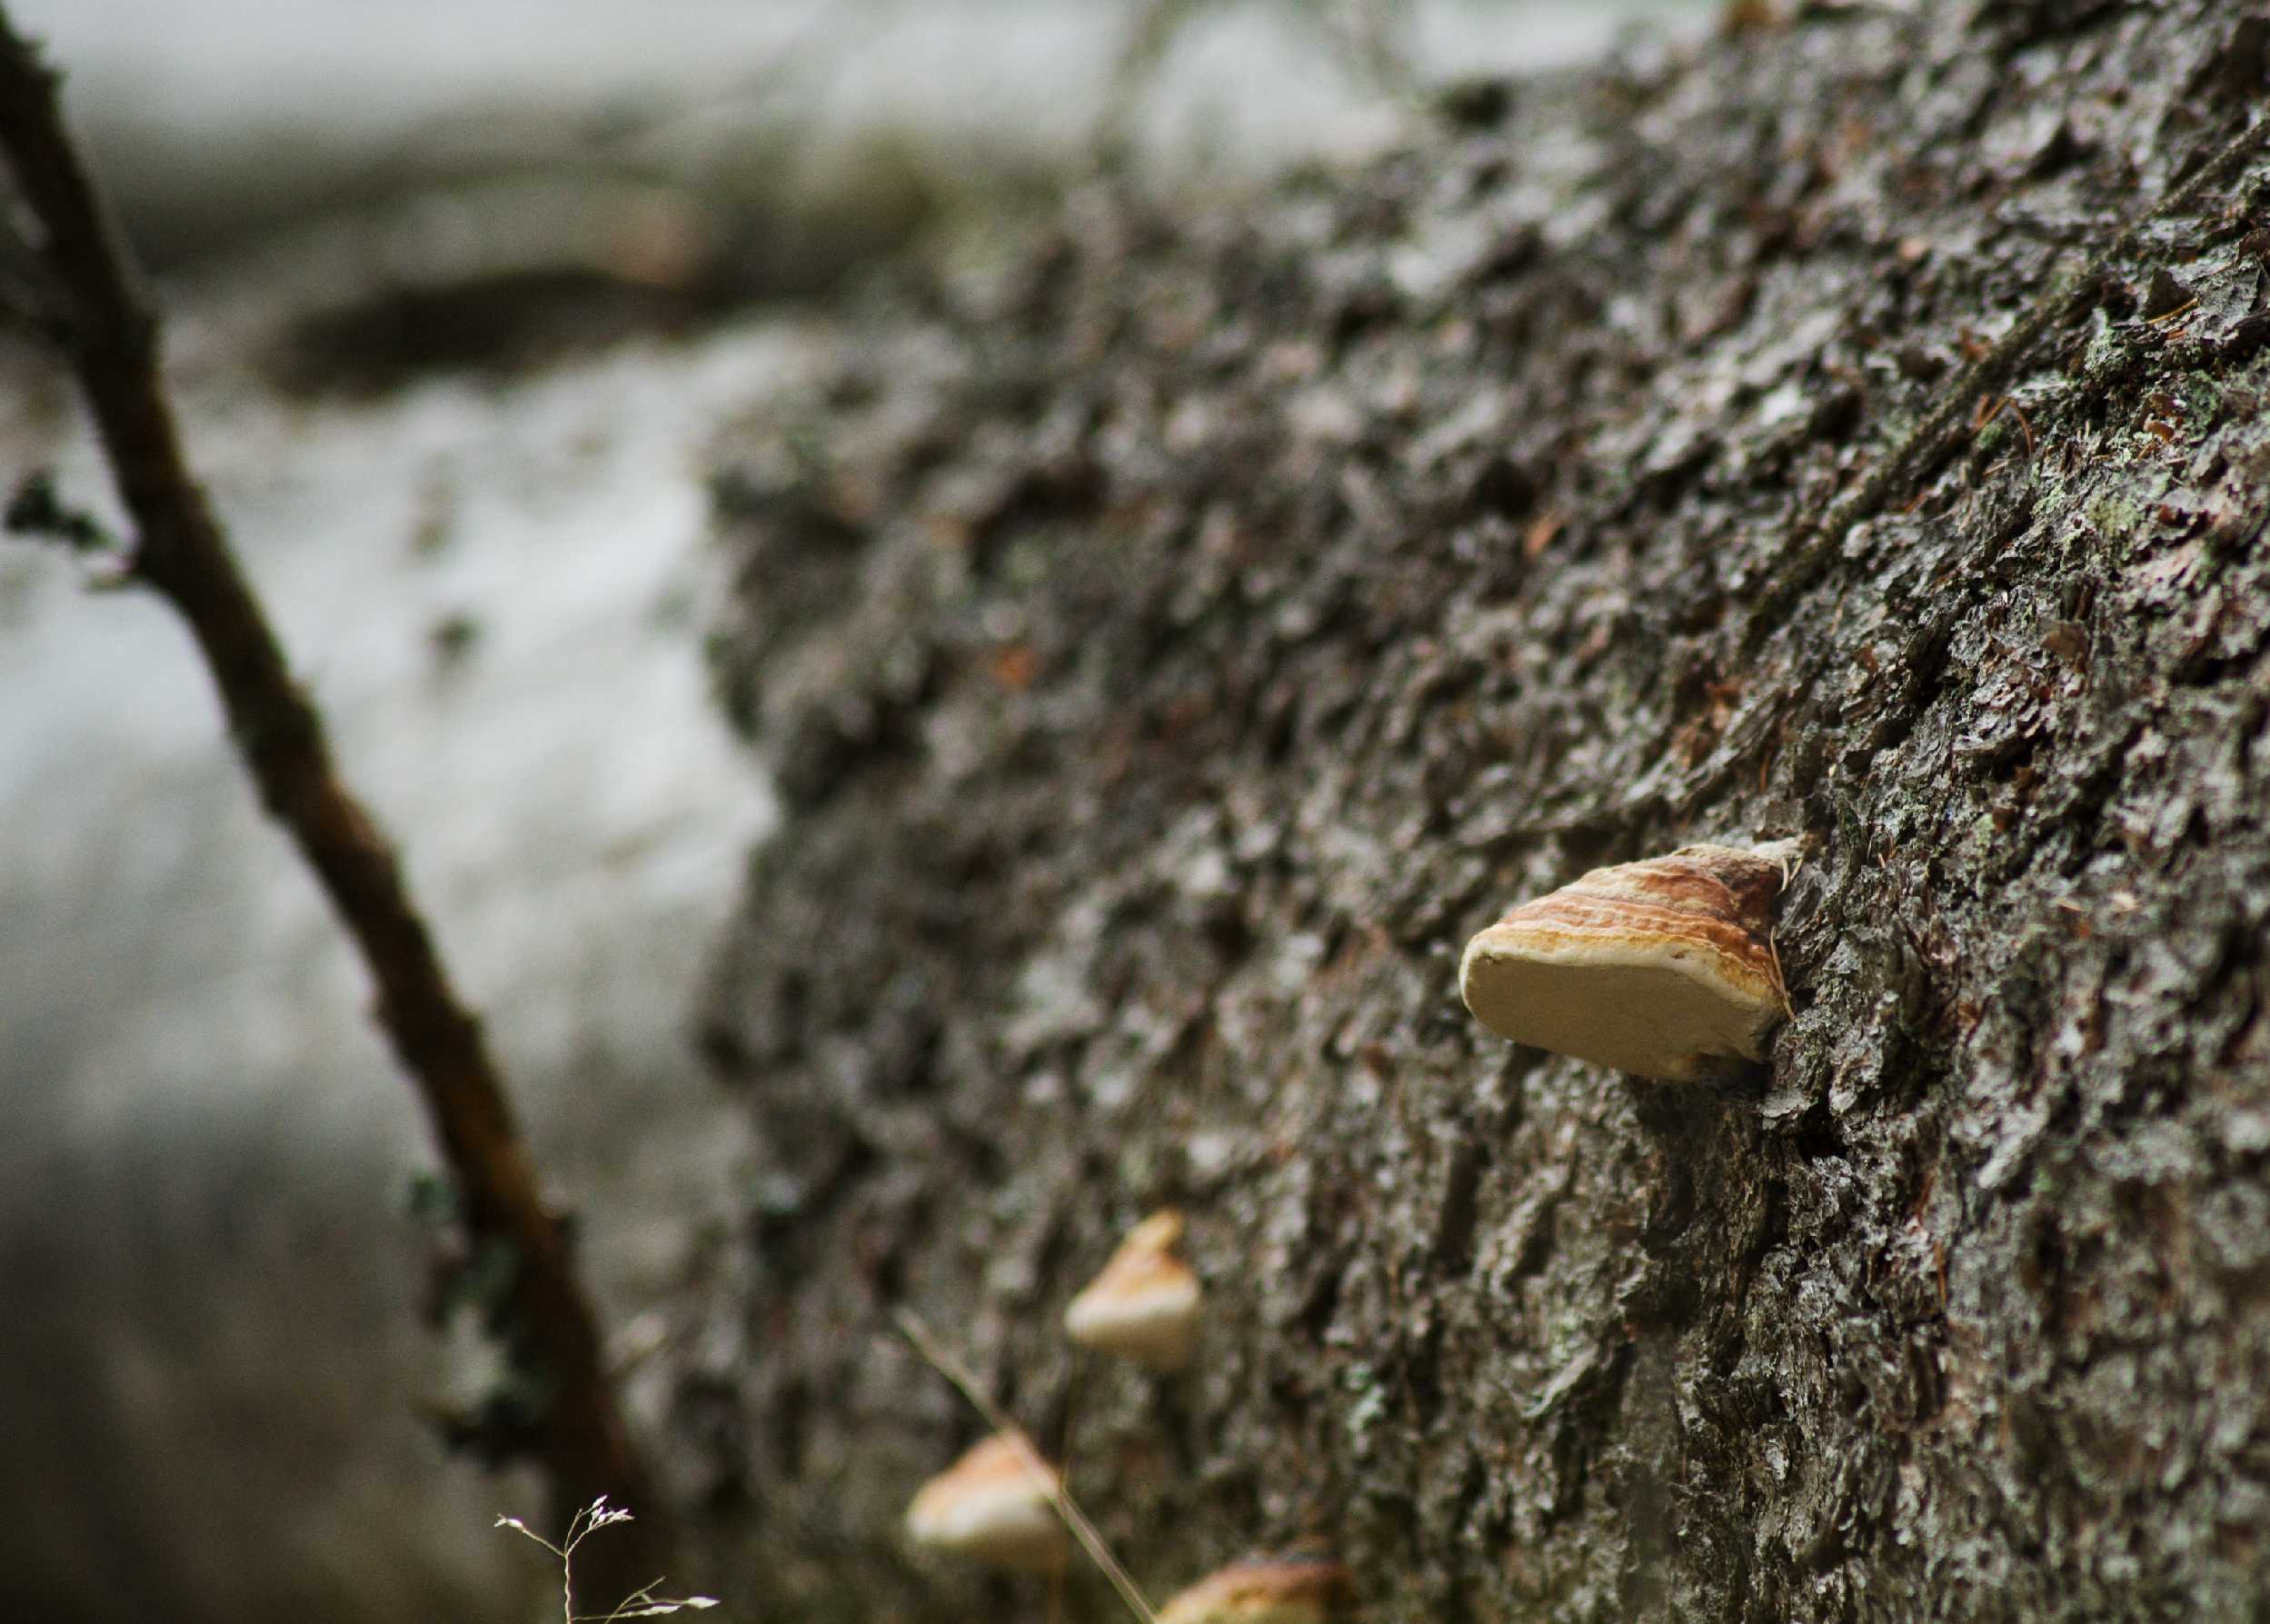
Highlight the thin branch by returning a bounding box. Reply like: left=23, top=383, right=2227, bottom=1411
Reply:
left=0, top=5, right=664, bottom=1591
left=895, top=1308, right=1160, bottom=1624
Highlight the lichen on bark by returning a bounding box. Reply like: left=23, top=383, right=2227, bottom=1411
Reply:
left=679, top=4, right=2270, bottom=1618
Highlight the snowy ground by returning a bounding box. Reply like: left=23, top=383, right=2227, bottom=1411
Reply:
left=0, top=321, right=796, bottom=1621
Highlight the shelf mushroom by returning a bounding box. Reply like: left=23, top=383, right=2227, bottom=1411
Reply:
left=1459, top=842, right=1797, bottom=1082
left=1157, top=1556, right=1355, bottom=1624
left=904, top=1432, right=1069, bottom=1572
left=1063, top=1209, right=1201, bottom=1370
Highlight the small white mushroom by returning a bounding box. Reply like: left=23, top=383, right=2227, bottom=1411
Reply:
left=1459, top=842, right=1797, bottom=1082
left=904, top=1432, right=1069, bottom=1572
left=1063, top=1209, right=1201, bottom=1370
left=1157, top=1556, right=1355, bottom=1624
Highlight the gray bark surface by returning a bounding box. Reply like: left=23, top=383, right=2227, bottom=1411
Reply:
left=683, top=4, right=2270, bottom=1618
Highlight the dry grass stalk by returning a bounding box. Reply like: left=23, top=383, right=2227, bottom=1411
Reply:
left=895, top=1307, right=1160, bottom=1624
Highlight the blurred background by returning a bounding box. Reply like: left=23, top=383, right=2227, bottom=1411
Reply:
left=25, top=0, right=1703, bottom=264
left=0, top=3, right=1704, bottom=1620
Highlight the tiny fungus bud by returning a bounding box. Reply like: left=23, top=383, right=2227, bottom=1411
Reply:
left=1459, top=842, right=1797, bottom=1082
left=904, top=1432, right=1069, bottom=1572
left=1157, top=1556, right=1356, bottom=1624
left=1063, top=1209, right=1201, bottom=1370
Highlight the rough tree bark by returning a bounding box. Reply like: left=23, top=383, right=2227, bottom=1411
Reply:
left=676, top=3, right=2270, bottom=1619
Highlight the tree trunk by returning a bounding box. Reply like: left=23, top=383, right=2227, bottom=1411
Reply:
left=678, top=3, right=2270, bottom=1618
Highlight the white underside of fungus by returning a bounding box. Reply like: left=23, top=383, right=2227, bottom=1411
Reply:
left=1064, top=1209, right=1201, bottom=1370
left=1459, top=842, right=1797, bottom=1082
left=904, top=1432, right=1068, bottom=1572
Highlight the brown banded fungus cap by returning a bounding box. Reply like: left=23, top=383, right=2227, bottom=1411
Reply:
left=903, top=1432, right=1069, bottom=1572
left=1063, top=1209, right=1201, bottom=1370
left=1157, top=1556, right=1355, bottom=1624
left=1459, top=842, right=1796, bottom=1082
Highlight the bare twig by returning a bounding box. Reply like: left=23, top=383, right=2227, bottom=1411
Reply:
left=895, top=1308, right=1160, bottom=1624
left=0, top=5, right=664, bottom=1591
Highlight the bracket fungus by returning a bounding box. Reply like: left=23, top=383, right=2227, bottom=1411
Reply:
left=903, top=1432, right=1069, bottom=1572
left=1157, top=1556, right=1355, bottom=1624
left=1459, top=842, right=1797, bottom=1082
left=1063, top=1209, right=1201, bottom=1370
